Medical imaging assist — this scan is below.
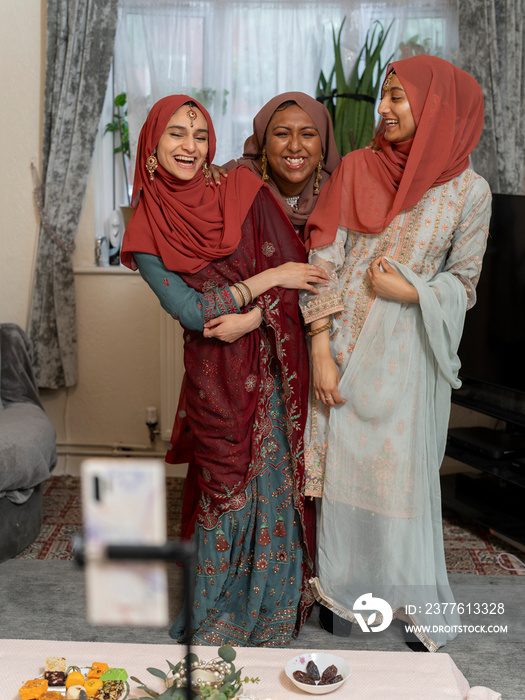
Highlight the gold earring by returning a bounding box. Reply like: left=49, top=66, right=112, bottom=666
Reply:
left=313, top=154, right=323, bottom=195
left=261, top=146, right=269, bottom=182
left=146, top=153, right=158, bottom=181
left=202, top=161, right=211, bottom=186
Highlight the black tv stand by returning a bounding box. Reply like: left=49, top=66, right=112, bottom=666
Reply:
left=442, top=427, right=525, bottom=546
left=447, top=426, right=525, bottom=460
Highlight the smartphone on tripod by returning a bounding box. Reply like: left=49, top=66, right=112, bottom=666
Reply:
left=81, top=458, right=168, bottom=626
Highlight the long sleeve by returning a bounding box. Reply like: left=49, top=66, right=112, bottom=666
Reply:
left=299, top=231, right=346, bottom=323
left=439, top=173, right=492, bottom=309
left=134, top=252, right=240, bottom=331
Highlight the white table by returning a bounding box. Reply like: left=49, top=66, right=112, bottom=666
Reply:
left=0, top=639, right=500, bottom=699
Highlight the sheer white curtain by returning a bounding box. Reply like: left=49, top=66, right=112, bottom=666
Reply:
left=115, top=0, right=457, bottom=166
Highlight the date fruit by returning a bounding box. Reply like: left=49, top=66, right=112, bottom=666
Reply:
left=320, top=664, right=337, bottom=682
left=319, top=674, right=344, bottom=685
left=293, top=662, right=344, bottom=687
left=293, top=671, right=316, bottom=685
left=306, top=661, right=320, bottom=680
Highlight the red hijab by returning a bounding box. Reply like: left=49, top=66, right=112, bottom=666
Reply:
left=121, top=95, right=262, bottom=273
left=306, top=55, right=485, bottom=249
left=233, top=92, right=340, bottom=228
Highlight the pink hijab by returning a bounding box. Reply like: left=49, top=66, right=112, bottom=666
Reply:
left=233, top=92, right=340, bottom=228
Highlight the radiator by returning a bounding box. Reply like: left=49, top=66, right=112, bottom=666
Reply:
left=159, top=314, right=185, bottom=441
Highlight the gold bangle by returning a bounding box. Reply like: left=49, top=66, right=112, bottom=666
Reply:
left=237, top=280, right=253, bottom=305
left=307, top=321, right=332, bottom=337
left=232, top=283, right=248, bottom=307
left=242, top=280, right=254, bottom=304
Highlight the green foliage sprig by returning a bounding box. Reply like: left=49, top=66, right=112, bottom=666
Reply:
left=104, top=91, right=131, bottom=204
left=317, top=19, right=394, bottom=154
left=131, top=645, right=259, bottom=700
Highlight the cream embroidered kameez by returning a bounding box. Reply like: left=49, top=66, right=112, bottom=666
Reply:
left=300, top=168, right=491, bottom=650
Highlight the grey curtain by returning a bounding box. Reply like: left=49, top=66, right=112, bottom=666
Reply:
left=458, top=0, right=524, bottom=194
left=29, top=0, right=119, bottom=389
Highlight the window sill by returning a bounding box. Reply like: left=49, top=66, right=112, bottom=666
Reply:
left=73, top=265, right=136, bottom=275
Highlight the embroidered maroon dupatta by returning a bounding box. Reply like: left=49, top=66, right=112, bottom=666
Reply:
left=172, top=187, right=309, bottom=531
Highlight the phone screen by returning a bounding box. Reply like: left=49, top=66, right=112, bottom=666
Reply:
left=81, top=459, right=169, bottom=626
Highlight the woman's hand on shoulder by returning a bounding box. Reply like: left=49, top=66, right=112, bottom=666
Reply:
left=203, top=307, right=261, bottom=343
left=209, top=163, right=229, bottom=186
left=367, top=257, right=419, bottom=304
left=273, top=262, right=330, bottom=293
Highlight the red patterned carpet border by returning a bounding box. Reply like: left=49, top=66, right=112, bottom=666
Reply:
left=14, top=476, right=525, bottom=574
left=16, top=475, right=183, bottom=561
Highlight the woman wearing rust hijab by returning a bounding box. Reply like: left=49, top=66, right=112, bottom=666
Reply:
left=121, top=95, right=328, bottom=646
left=216, top=91, right=340, bottom=242
left=300, top=56, right=491, bottom=651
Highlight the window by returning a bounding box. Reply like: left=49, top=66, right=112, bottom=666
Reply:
left=93, top=0, right=458, bottom=262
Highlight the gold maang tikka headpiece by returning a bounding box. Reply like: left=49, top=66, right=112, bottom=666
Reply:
left=382, top=70, right=395, bottom=92
left=187, top=107, right=197, bottom=128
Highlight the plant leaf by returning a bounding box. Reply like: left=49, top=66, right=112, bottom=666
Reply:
left=218, top=645, right=236, bottom=663
left=114, top=92, right=127, bottom=107
left=146, top=667, right=168, bottom=681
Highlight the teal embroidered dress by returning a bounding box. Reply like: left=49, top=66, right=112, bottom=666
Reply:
left=135, top=188, right=315, bottom=647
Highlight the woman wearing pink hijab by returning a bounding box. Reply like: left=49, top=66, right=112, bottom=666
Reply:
left=300, top=55, right=491, bottom=651
left=214, top=91, right=340, bottom=243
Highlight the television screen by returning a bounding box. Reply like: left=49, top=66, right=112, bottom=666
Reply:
left=452, top=193, right=525, bottom=429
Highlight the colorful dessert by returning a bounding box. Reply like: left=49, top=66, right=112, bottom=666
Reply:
left=19, top=679, right=48, bottom=700
left=40, top=692, right=64, bottom=700
left=65, top=670, right=85, bottom=689
left=65, top=686, right=88, bottom=700
left=84, top=678, right=103, bottom=697
left=87, top=662, right=108, bottom=680
left=93, top=680, right=125, bottom=700
left=44, top=657, right=66, bottom=687
left=100, top=668, right=128, bottom=683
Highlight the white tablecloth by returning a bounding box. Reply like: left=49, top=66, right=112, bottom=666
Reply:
left=0, top=639, right=500, bottom=699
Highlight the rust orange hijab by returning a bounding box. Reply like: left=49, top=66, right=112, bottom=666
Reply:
left=121, top=95, right=262, bottom=273
left=306, top=55, right=485, bottom=249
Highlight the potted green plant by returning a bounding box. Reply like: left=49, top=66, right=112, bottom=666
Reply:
left=317, top=19, right=393, bottom=154
left=104, top=91, right=133, bottom=226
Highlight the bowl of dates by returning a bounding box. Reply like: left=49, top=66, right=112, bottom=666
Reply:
left=285, top=653, right=350, bottom=694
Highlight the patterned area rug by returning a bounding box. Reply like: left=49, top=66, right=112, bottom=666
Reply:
left=15, top=476, right=525, bottom=575
left=16, top=475, right=184, bottom=561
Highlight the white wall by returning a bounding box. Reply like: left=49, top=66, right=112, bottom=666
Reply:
left=0, top=0, right=174, bottom=475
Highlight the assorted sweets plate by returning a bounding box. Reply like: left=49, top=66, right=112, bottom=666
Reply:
left=19, top=659, right=129, bottom=700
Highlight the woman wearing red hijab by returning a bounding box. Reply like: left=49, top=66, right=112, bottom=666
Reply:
left=121, top=95, right=327, bottom=646
left=299, top=56, right=491, bottom=651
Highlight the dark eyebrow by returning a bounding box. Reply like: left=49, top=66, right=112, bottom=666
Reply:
left=166, top=124, right=209, bottom=134
left=270, top=124, right=319, bottom=131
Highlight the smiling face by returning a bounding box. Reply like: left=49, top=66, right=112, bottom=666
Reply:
left=264, top=103, right=323, bottom=197
left=377, top=73, right=417, bottom=143
left=156, top=104, right=209, bottom=180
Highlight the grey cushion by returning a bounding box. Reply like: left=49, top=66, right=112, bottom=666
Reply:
left=0, top=403, right=57, bottom=502
left=0, top=484, right=43, bottom=563
left=0, top=323, right=57, bottom=562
